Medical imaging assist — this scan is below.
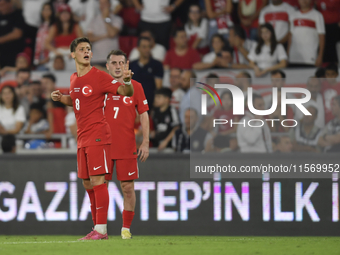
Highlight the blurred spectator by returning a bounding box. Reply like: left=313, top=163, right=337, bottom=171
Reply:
left=112, top=0, right=140, bottom=35
left=259, top=0, right=294, bottom=44
left=1, top=134, right=16, bottom=153
left=315, top=67, right=325, bottom=78
left=290, top=105, right=322, bottom=152
left=87, top=0, right=123, bottom=66
left=316, top=0, right=340, bottom=63
left=0, top=86, right=26, bottom=135
left=237, top=94, right=272, bottom=153
left=130, top=37, right=163, bottom=110
left=267, top=88, right=294, bottom=132
left=169, top=68, right=185, bottom=111
left=173, top=108, right=208, bottom=152
left=228, top=25, right=254, bottom=69
left=235, top=71, right=252, bottom=96
left=179, top=70, right=201, bottom=124
left=208, top=91, right=239, bottom=151
left=0, top=0, right=25, bottom=68
left=41, top=73, right=66, bottom=136
left=204, top=0, right=233, bottom=42
left=133, top=0, right=184, bottom=49
left=20, top=80, right=46, bottom=116
left=185, top=4, right=209, bottom=53
left=294, top=77, right=325, bottom=128
left=129, top=30, right=166, bottom=62
left=150, top=88, right=180, bottom=150
left=163, top=28, right=201, bottom=70
left=273, top=135, right=293, bottom=153
left=69, top=0, right=97, bottom=33
left=238, top=0, right=267, bottom=40
left=23, top=103, right=49, bottom=134
left=193, top=34, right=232, bottom=70
left=321, top=63, right=340, bottom=123
left=34, top=2, right=55, bottom=70
left=318, top=95, right=340, bottom=152
left=288, top=0, right=325, bottom=67
left=248, top=23, right=287, bottom=77
left=65, top=106, right=77, bottom=148
left=53, top=55, right=66, bottom=71
left=45, top=4, right=83, bottom=69
left=263, top=70, right=287, bottom=109
left=0, top=52, right=30, bottom=77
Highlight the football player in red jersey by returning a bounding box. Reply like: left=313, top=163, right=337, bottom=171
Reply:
left=51, top=37, right=134, bottom=240
left=105, top=49, right=150, bottom=239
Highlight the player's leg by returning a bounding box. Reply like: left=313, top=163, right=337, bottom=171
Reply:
left=116, top=158, right=139, bottom=239
left=86, top=145, right=111, bottom=239
left=77, top=148, right=97, bottom=240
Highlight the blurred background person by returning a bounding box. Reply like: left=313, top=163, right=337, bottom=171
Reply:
left=129, top=30, right=166, bottom=62
left=288, top=0, right=325, bottom=67
left=290, top=105, right=322, bottom=152
left=248, top=23, right=287, bottom=77
left=1, top=134, right=16, bottom=153
left=184, top=4, right=209, bottom=53
left=173, top=108, right=208, bottom=153
left=87, top=0, right=123, bottom=67
left=273, top=135, right=293, bottom=153
left=130, top=36, right=164, bottom=110
left=163, top=28, right=201, bottom=70
left=169, top=68, right=184, bottom=111
left=0, top=86, right=26, bottom=135
left=23, top=103, right=49, bottom=134
left=318, top=95, right=340, bottom=153
left=33, top=2, right=55, bottom=70
left=237, top=94, right=272, bottom=153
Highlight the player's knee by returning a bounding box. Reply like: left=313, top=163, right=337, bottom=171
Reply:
left=82, top=179, right=92, bottom=190
left=121, top=181, right=134, bottom=195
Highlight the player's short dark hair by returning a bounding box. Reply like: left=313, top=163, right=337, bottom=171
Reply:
left=230, top=25, right=246, bottom=40
left=137, top=36, right=151, bottom=47
left=271, top=70, right=286, bottom=79
left=173, top=28, right=186, bottom=38
left=1, top=134, right=16, bottom=153
left=155, top=88, right=172, bottom=99
left=315, top=67, right=325, bottom=78
left=106, top=49, right=127, bottom=62
left=325, top=63, right=339, bottom=74
left=42, top=73, right=56, bottom=83
left=70, top=37, right=92, bottom=52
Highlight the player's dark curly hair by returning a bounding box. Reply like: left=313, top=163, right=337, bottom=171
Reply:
left=70, top=37, right=92, bottom=52
left=106, top=50, right=127, bottom=62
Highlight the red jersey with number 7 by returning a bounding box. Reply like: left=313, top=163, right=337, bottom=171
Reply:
left=105, top=79, right=149, bottom=159
left=69, top=67, right=121, bottom=148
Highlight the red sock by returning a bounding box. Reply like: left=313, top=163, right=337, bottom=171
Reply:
left=122, top=210, right=135, bottom=229
left=93, top=183, right=109, bottom=225
left=86, top=189, right=96, bottom=226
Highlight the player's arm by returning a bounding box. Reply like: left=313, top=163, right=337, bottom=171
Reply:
left=138, top=111, right=150, bottom=162
left=117, top=61, right=134, bottom=97
left=51, top=90, right=73, bottom=106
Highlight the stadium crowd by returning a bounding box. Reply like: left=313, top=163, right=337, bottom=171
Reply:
left=0, top=0, right=339, bottom=153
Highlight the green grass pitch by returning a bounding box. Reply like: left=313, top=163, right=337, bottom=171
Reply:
left=1, top=236, right=339, bottom=255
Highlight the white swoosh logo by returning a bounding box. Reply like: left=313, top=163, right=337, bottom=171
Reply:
left=128, top=172, right=135, bottom=176
left=94, top=166, right=102, bottom=170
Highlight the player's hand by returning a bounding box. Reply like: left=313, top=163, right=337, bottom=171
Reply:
left=138, top=141, right=149, bottom=162
left=122, top=60, right=132, bottom=82
left=51, top=90, right=63, bottom=101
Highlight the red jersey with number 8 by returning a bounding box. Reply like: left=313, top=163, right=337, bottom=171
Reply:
left=69, top=67, right=121, bottom=148
left=105, top=80, right=149, bottom=159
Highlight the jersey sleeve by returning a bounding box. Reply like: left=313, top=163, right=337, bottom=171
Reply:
left=135, top=82, right=149, bottom=114
left=316, top=12, right=325, bottom=34
left=99, top=71, right=121, bottom=95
